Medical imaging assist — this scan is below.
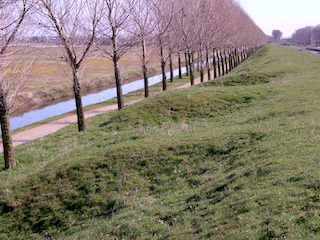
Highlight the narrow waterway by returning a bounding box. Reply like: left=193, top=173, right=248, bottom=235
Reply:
left=10, top=67, right=187, bottom=131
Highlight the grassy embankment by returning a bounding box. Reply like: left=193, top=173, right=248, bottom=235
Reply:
left=12, top=64, right=192, bottom=134
left=1, top=44, right=320, bottom=239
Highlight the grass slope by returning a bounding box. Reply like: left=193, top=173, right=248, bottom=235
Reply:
left=1, top=44, right=320, bottom=239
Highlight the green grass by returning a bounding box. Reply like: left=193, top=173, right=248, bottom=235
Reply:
left=1, top=44, right=320, bottom=239
left=12, top=70, right=193, bottom=133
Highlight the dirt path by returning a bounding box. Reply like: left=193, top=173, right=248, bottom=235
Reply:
left=0, top=74, right=206, bottom=152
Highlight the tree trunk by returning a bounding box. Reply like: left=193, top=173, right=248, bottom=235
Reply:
left=229, top=48, right=235, bottom=70
left=196, top=50, right=200, bottom=72
left=230, top=48, right=234, bottom=69
left=235, top=47, right=239, bottom=66
left=217, top=49, right=221, bottom=77
left=213, top=49, right=217, bottom=79
left=225, top=49, right=229, bottom=74
left=141, top=38, right=149, bottom=98
left=199, top=47, right=204, bottom=82
left=169, top=52, right=174, bottom=82
left=221, top=49, right=225, bottom=76
left=238, top=47, right=242, bottom=64
left=160, top=45, right=167, bottom=91
left=112, top=31, right=124, bottom=110
left=184, top=51, right=189, bottom=76
left=228, top=48, right=233, bottom=71
left=0, top=106, right=16, bottom=169
left=242, top=46, right=246, bottom=61
left=206, top=46, right=211, bottom=81
left=178, top=51, right=182, bottom=79
left=72, top=69, right=86, bottom=132
left=191, top=53, right=195, bottom=69
left=243, top=46, right=247, bottom=60
left=188, top=51, right=194, bottom=85
left=113, top=56, right=124, bottom=109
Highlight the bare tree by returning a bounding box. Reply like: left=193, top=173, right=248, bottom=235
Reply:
left=38, top=0, right=102, bottom=132
left=151, top=0, right=174, bottom=91
left=293, top=26, right=313, bottom=46
left=99, top=0, right=136, bottom=110
left=0, top=56, right=35, bottom=169
left=0, top=0, right=34, bottom=169
left=131, top=0, right=155, bottom=98
left=193, top=0, right=213, bottom=83
left=272, top=29, right=283, bottom=42
left=174, top=0, right=197, bottom=85
left=311, top=25, right=320, bottom=46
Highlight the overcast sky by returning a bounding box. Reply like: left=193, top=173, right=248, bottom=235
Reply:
left=237, top=0, right=320, bottom=38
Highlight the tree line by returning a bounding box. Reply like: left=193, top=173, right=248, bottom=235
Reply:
left=0, top=0, right=267, bottom=169
left=292, top=25, right=320, bottom=46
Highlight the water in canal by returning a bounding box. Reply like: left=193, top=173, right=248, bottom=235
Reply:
left=10, top=67, right=187, bottom=131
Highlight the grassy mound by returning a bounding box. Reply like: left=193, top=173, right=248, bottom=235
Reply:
left=1, top=44, right=320, bottom=239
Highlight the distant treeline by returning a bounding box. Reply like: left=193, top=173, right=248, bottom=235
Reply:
left=292, top=25, right=320, bottom=46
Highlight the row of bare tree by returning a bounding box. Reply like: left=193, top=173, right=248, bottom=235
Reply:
left=292, top=25, right=320, bottom=46
left=0, top=0, right=267, bottom=169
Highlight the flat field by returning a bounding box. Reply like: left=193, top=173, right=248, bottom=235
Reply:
left=1, top=44, right=320, bottom=239
left=9, top=45, right=172, bottom=114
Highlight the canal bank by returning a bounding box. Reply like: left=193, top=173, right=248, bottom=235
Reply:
left=0, top=72, right=204, bottom=152
left=9, top=67, right=187, bottom=131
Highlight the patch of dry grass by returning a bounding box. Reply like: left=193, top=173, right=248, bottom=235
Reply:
left=11, top=45, right=178, bottom=111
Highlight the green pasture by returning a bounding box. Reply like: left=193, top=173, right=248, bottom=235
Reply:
left=1, top=44, right=320, bottom=239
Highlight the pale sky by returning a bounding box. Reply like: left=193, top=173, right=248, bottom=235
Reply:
left=237, top=0, right=320, bottom=38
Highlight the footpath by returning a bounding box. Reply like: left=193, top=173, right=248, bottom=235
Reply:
left=0, top=76, right=203, bottom=152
